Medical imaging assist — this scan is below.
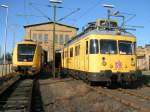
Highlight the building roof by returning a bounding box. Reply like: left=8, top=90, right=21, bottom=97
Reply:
left=24, top=21, right=79, bottom=30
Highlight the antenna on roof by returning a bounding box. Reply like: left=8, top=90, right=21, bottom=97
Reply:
left=103, top=4, right=114, bottom=9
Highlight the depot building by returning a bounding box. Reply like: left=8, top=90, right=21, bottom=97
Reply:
left=24, top=22, right=78, bottom=63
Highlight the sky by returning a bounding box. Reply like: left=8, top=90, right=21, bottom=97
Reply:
left=0, top=0, right=150, bottom=54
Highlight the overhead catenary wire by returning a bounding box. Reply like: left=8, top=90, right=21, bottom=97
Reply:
left=57, top=8, right=80, bottom=22
left=29, top=2, right=52, bottom=21
left=72, top=1, right=102, bottom=25
left=24, top=0, right=29, bottom=24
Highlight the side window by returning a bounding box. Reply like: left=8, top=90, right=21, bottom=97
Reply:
left=133, top=42, right=136, bottom=54
left=75, top=45, right=80, bottom=56
left=86, top=41, right=88, bottom=54
left=77, top=45, right=80, bottom=55
left=70, top=48, right=73, bottom=57
left=75, top=46, right=77, bottom=56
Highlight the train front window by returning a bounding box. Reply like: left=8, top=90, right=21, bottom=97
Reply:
left=100, top=40, right=117, bottom=54
left=90, top=39, right=99, bottom=54
left=119, top=41, right=133, bottom=55
left=18, top=44, right=36, bottom=62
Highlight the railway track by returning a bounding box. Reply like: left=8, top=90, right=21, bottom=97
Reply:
left=116, top=88, right=150, bottom=101
left=88, top=85, right=150, bottom=112
left=30, top=79, right=44, bottom=112
left=0, top=76, right=20, bottom=95
left=0, top=77, right=34, bottom=112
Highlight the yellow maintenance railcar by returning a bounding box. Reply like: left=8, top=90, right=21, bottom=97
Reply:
left=61, top=19, right=142, bottom=83
left=12, top=40, right=44, bottom=75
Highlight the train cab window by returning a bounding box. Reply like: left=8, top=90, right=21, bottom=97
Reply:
left=100, top=40, right=117, bottom=54
left=119, top=41, right=133, bottom=55
left=86, top=41, right=88, bottom=54
left=90, top=39, right=99, bottom=54
left=70, top=48, right=73, bottom=57
left=133, top=42, right=136, bottom=54
left=18, top=44, right=36, bottom=62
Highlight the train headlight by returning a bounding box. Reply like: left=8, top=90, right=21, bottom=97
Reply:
left=102, top=57, right=107, bottom=66
left=32, top=66, right=37, bottom=71
left=131, top=58, right=135, bottom=66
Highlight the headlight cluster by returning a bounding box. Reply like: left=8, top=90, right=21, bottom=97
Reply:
left=131, top=58, right=135, bottom=66
left=102, top=57, right=107, bottom=66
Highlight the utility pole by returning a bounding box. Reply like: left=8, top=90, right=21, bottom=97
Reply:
left=1, top=5, right=8, bottom=64
left=49, top=0, right=62, bottom=78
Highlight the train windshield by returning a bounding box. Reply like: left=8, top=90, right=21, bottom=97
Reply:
left=100, top=40, right=117, bottom=54
left=90, top=39, right=99, bottom=54
left=18, top=44, right=36, bottom=62
left=119, top=41, right=133, bottom=55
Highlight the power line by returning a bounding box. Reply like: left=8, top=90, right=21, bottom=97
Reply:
left=24, top=0, right=29, bottom=24
left=72, top=1, right=102, bottom=25
left=57, top=8, right=80, bottom=22
left=29, top=2, right=52, bottom=21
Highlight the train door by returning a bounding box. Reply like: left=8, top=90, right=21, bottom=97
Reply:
left=84, top=40, right=89, bottom=72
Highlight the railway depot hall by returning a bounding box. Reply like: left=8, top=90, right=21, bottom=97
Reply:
left=24, top=22, right=78, bottom=63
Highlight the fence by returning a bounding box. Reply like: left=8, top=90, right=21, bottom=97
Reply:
left=0, top=64, right=13, bottom=78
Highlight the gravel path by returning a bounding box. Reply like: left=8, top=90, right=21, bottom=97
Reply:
left=39, top=78, right=136, bottom=112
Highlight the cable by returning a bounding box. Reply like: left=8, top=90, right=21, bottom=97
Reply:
left=57, top=8, right=80, bottom=22
left=24, top=0, right=29, bottom=24
left=72, top=1, right=102, bottom=25
left=29, top=2, right=52, bottom=21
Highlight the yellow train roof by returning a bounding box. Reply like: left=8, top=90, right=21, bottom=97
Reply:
left=16, top=40, right=37, bottom=45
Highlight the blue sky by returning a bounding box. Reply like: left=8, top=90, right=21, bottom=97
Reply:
left=0, top=0, right=150, bottom=53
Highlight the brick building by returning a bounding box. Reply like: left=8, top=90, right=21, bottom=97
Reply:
left=136, top=45, right=150, bottom=70
left=24, top=22, right=78, bottom=62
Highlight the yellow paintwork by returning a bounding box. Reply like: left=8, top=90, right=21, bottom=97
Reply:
left=61, top=34, right=136, bottom=74
left=12, top=41, right=42, bottom=74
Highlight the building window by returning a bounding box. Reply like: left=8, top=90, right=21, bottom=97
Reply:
left=55, top=34, right=58, bottom=43
left=38, top=33, right=42, bottom=42
left=59, top=34, right=64, bottom=45
left=32, top=33, right=37, bottom=41
left=44, top=34, right=48, bottom=42
left=65, top=35, right=69, bottom=43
